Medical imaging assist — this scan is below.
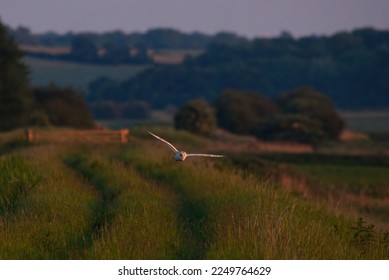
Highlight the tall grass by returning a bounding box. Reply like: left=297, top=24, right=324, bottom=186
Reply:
left=0, top=131, right=388, bottom=259
left=0, top=146, right=99, bottom=259
left=295, top=165, right=389, bottom=196
left=0, top=156, right=40, bottom=215
left=64, top=149, right=183, bottom=259
left=120, top=139, right=389, bottom=259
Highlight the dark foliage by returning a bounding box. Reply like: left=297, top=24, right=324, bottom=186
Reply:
left=89, top=101, right=121, bottom=120
left=8, top=27, right=243, bottom=65
left=8, top=26, right=244, bottom=51
left=102, top=42, right=131, bottom=64
left=69, top=35, right=99, bottom=63
left=32, top=85, right=94, bottom=128
left=121, top=101, right=151, bottom=119
left=89, top=101, right=150, bottom=120
left=7, top=24, right=389, bottom=111
left=276, top=86, right=345, bottom=140
left=0, top=21, right=32, bottom=131
left=174, top=99, right=216, bottom=136
left=215, top=87, right=344, bottom=143
left=118, top=28, right=389, bottom=110
left=1, top=20, right=96, bottom=130
left=87, top=77, right=125, bottom=102
left=252, top=114, right=325, bottom=144
left=215, top=89, right=280, bottom=134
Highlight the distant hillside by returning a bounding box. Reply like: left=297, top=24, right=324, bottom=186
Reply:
left=7, top=25, right=247, bottom=50
left=110, top=27, right=388, bottom=110
left=23, top=57, right=147, bottom=94
left=8, top=26, right=244, bottom=65
left=20, top=45, right=203, bottom=65
left=10, top=25, right=389, bottom=110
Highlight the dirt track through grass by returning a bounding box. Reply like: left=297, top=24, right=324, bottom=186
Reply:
left=63, top=154, right=119, bottom=257
left=63, top=149, right=185, bottom=259
left=66, top=146, right=231, bottom=259
left=2, top=135, right=389, bottom=259
left=126, top=159, right=210, bottom=259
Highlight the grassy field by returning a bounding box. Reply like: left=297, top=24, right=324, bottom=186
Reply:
left=23, top=57, right=147, bottom=94
left=231, top=151, right=389, bottom=229
left=22, top=48, right=201, bottom=94
left=342, top=111, right=389, bottom=134
left=0, top=127, right=388, bottom=259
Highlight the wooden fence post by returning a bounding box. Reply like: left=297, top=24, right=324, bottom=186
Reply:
left=25, top=129, right=34, bottom=142
left=120, top=129, right=129, bottom=143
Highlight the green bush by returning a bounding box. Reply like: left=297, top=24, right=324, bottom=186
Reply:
left=215, top=89, right=280, bottom=134
left=174, top=99, right=216, bottom=136
left=32, top=85, right=94, bottom=128
left=253, top=114, right=325, bottom=143
left=277, top=86, right=345, bottom=140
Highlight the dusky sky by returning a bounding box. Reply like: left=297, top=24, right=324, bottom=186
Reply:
left=1, top=0, right=389, bottom=38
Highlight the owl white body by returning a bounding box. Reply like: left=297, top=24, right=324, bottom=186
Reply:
left=148, top=131, right=223, bottom=161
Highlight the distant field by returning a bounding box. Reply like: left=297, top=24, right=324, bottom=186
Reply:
left=342, top=111, right=389, bottom=133
left=23, top=57, right=148, bottom=94
left=20, top=45, right=70, bottom=55
left=240, top=151, right=389, bottom=228
left=151, top=49, right=203, bottom=64
left=22, top=48, right=202, bottom=94
left=293, top=160, right=389, bottom=225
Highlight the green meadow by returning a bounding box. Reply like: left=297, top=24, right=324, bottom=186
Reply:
left=23, top=57, right=147, bottom=94
left=0, top=128, right=388, bottom=259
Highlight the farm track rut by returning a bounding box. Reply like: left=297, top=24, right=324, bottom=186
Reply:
left=120, top=157, right=210, bottom=259
left=63, top=155, right=120, bottom=258
left=65, top=152, right=199, bottom=259
left=0, top=157, right=41, bottom=217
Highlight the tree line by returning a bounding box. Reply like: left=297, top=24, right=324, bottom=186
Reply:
left=174, top=87, right=344, bottom=143
left=0, top=19, right=345, bottom=144
left=84, top=27, right=389, bottom=110
left=8, top=25, right=246, bottom=50
left=2, top=19, right=388, bottom=142
left=7, top=25, right=246, bottom=64
left=0, top=21, right=94, bottom=131
left=8, top=23, right=389, bottom=110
